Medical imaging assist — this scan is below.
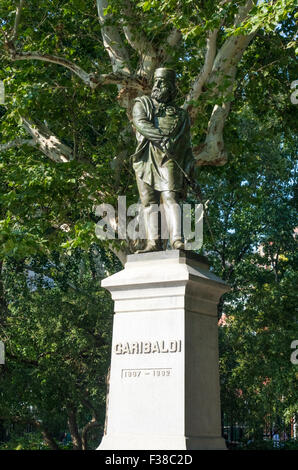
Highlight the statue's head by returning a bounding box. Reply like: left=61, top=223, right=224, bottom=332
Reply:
left=151, top=68, right=177, bottom=104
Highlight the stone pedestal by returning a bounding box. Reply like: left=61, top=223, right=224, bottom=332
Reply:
left=98, top=250, right=228, bottom=450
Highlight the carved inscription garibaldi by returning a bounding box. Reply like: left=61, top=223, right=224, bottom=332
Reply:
left=131, top=68, right=195, bottom=252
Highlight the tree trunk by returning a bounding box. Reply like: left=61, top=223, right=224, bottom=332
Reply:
left=0, top=261, right=8, bottom=316
left=40, top=427, right=59, bottom=450
left=81, top=419, right=102, bottom=450
left=67, top=407, right=82, bottom=450
left=103, top=367, right=110, bottom=436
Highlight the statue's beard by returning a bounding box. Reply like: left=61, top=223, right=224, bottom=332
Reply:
left=151, top=87, right=172, bottom=103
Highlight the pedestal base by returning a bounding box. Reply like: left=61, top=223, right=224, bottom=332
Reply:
left=98, top=251, right=228, bottom=450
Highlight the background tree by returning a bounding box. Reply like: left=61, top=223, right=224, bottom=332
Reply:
left=207, top=107, right=298, bottom=442
left=0, top=247, right=117, bottom=449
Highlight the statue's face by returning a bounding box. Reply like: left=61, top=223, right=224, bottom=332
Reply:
left=151, top=77, right=174, bottom=103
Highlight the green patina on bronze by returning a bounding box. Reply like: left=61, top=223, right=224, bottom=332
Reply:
left=131, top=68, right=195, bottom=252
left=131, top=69, right=194, bottom=193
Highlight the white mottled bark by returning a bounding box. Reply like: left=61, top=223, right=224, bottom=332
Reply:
left=158, top=28, right=182, bottom=66
left=208, top=33, right=255, bottom=91
left=97, top=73, right=150, bottom=93
left=6, top=45, right=149, bottom=91
left=166, top=28, right=182, bottom=48
left=97, top=0, right=131, bottom=75
left=121, top=0, right=158, bottom=79
left=209, top=0, right=255, bottom=88
left=189, top=0, right=257, bottom=164
left=193, top=102, right=231, bottom=166
left=184, top=29, right=218, bottom=118
left=234, top=0, right=255, bottom=27
left=21, top=117, right=73, bottom=163
left=195, top=33, right=255, bottom=165
left=0, top=138, right=36, bottom=152
left=5, top=3, right=147, bottom=93
left=11, top=0, right=25, bottom=41
left=9, top=50, right=98, bottom=89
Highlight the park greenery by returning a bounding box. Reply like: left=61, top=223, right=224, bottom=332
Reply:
left=0, top=0, right=297, bottom=449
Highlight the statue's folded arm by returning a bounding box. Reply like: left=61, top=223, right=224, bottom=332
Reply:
left=132, top=101, right=165, bottom=145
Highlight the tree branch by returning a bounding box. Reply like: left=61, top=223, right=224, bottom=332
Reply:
left=0, top=138, right=36, bottom=152
left=166, top=28, right=182, bottom=48
left=67, top=407, right=82, bottom=450
left=185, top=1, right=255, bottom=112
left=1, top=118, right=102, bottom=169
left=183, top=0, right=250, bottom=116
left=190, top=1, right=257, bottom=164
left=193, top=101, right=231, bottom=166
left=97, top=0, right=132, bottom=75
left=4, top=2, right=148, bottom=94
left=158, top=28, right=182, bottom=66
left=208, top=1, right=255, bottom=88
left=6, top=46, right=150, bottom=93
left=21, top=117, right=74, bottom=163
left=39, top=426, right=60, bottom=451
left=184, top=29, right=219, bottom=118
left=97, top=72, right=150, bottom=92
left=121, top=0, right=158, bottom=79
left=6, top=45, right=99, bottom=89
left=81, top=418, right=102, bottom=450
left=4, top=36, right=150, bottom=94
left=11, top=0, right=25, bottom=42
left=208, top=33, right=255, bottom=91
left=234, top=0, right=255, bottom=27
left=5, top=351, right=38, bottom=367
left=194, top=37, right=256, bottom=165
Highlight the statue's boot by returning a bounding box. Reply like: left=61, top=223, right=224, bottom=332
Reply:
left=165, top=202, right=185, bottom=251
left=136, top=205, right=162, bottom=253
left=172, top=239, right=185, bottom=250
left=136, top=239, right=163, bottom=253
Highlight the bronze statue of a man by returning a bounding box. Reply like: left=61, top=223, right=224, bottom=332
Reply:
left=131, top=68, right=194, bottom=252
